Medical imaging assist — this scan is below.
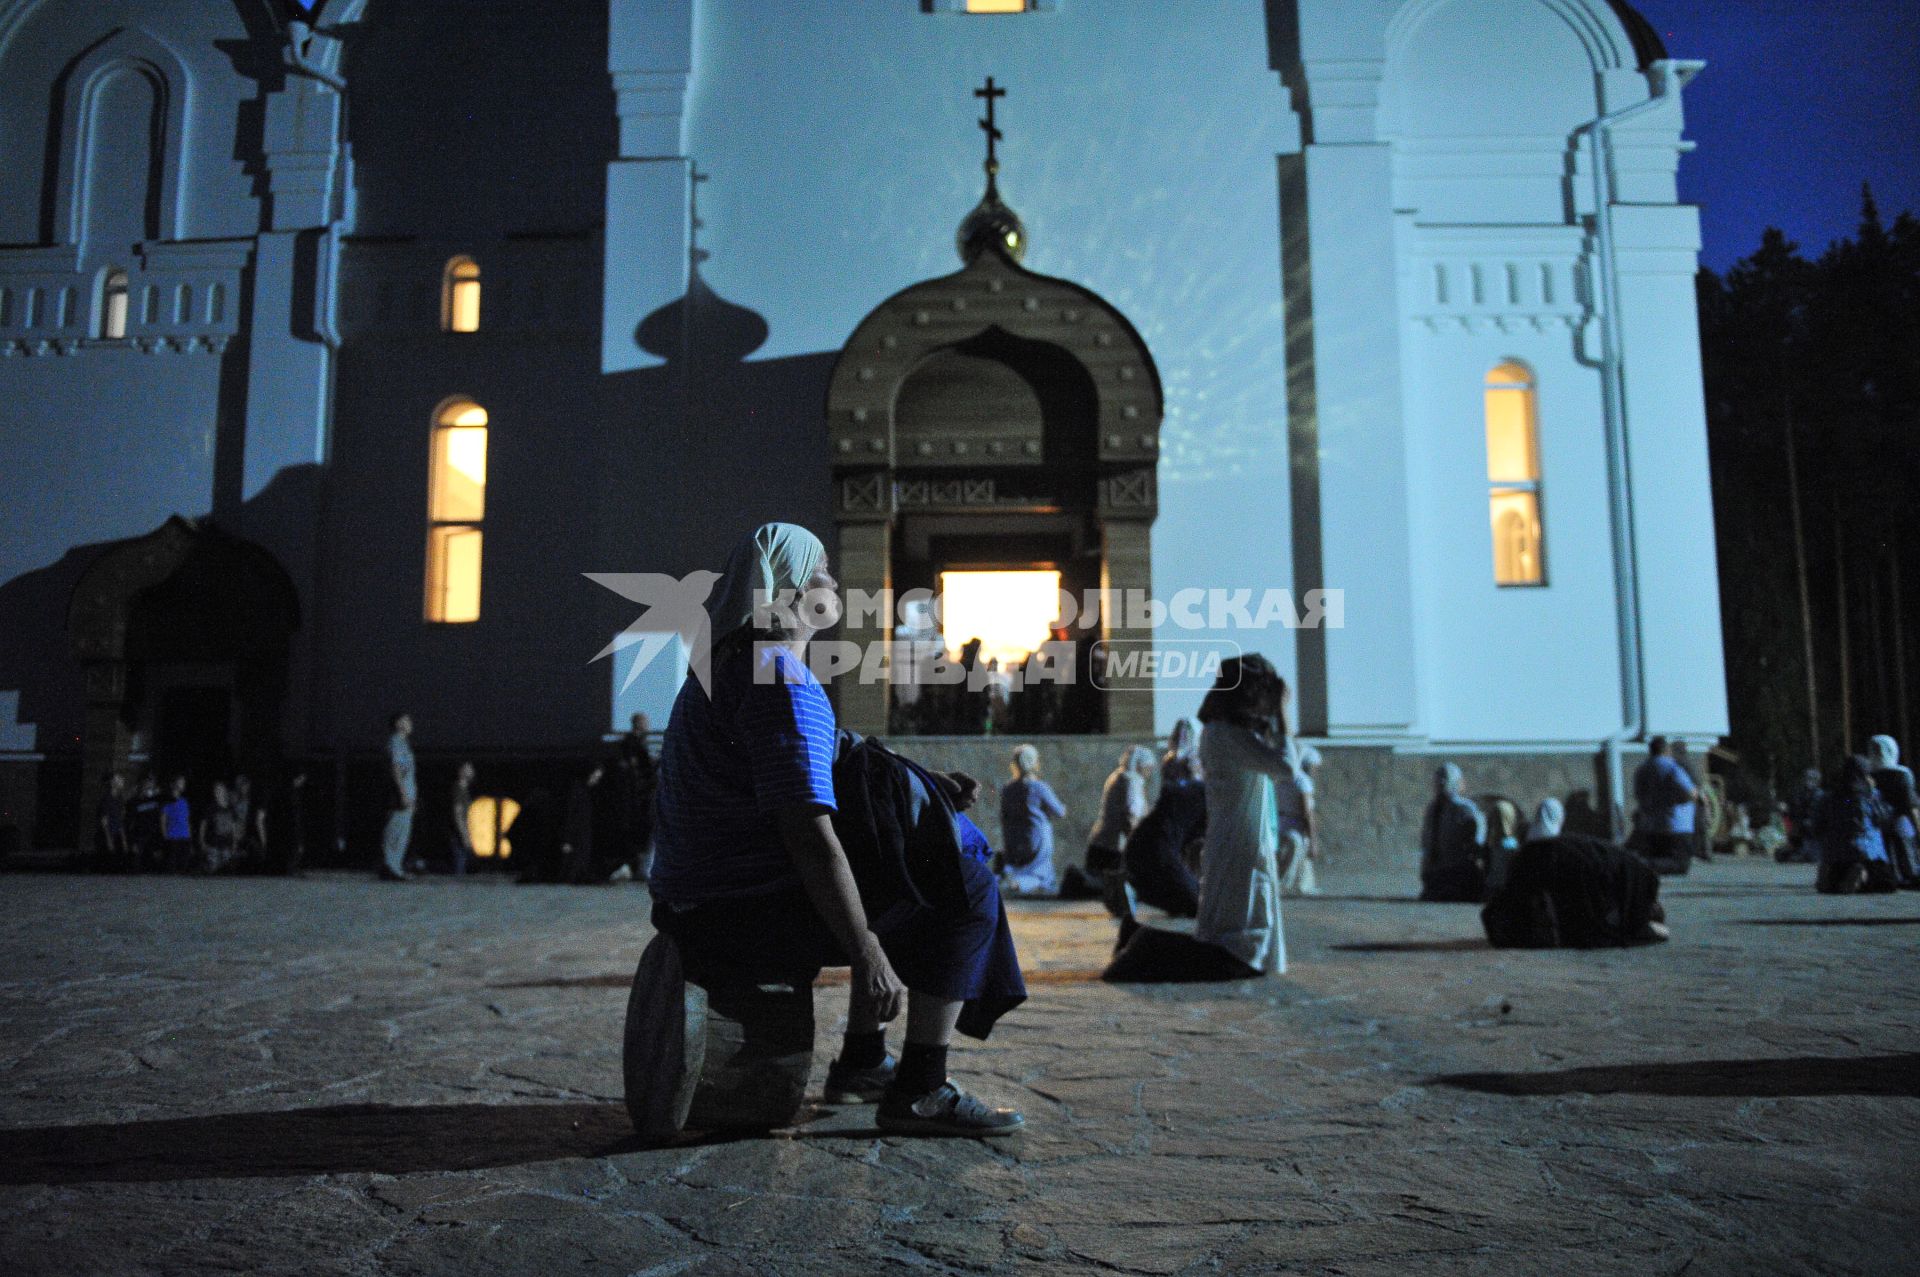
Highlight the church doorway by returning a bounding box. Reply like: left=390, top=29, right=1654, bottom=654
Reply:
left=826, top=246, right=1161, bottom=737
left=68, top=517, right=299, bottom=838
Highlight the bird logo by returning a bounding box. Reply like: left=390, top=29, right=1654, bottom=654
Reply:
left=585, top=570, right=723, bottom=695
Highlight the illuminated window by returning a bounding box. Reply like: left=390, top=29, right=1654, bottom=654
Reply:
left=98, top=268, right=129, bottom=339
left=1485, top=361, right=1546, bottom=586
left=467, top=795, right=521, bottom=859
left=966, top=0, right=1030, bottom=10
left=443, top=256, right=481, bottom=333
left=425, top=400, right=488, bottom=622
left=938, top=570, right=1061, bottom=667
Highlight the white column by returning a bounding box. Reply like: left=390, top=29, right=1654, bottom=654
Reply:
left=603, top=0, right=693, bottom=374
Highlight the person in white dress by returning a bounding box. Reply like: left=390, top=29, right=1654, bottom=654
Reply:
left=1193, top=655, right=1310, bottom=976
left=1102, top=655, right=1305, bottom=983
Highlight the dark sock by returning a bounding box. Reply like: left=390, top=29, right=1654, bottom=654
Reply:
left=839, top=1028, right=887, bottom=1070
left=892, top=1042, right=949, bottom=1096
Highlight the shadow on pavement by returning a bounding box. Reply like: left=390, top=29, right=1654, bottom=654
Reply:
left=1331, top=938, right=1491, bottom=953
left=1736, top=917, right=1920, bottom=927
left=0, top=1102, right=646, bottom=1184
left=1432, top=1052, right=1920, bottom=1098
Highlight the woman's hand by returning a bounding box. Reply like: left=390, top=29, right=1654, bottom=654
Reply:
left=854, top=934, right=907, bottom=1023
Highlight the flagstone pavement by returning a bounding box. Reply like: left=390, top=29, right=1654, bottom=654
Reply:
left=0, top=860, right=1915, bottom=1276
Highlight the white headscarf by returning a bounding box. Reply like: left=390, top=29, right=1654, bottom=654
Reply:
left=1435, top=762, right=1465, bottom=797
left=1527, top=797, right=1565, bottom=842
left=705, top=522, right=826, bottom=640
left=1123, top=745, right=1156, bottom=774
left=1868, top=735, right=1902, bottom=772
left=1012, top=743, right=1040, bottom=777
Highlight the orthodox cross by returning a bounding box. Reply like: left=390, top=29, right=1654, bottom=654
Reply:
left=974, top=76, right=1006, bottom=173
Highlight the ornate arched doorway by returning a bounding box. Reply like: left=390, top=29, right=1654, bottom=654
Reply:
left=68, top=517, right=299, bottom=837
left=826, top=224, right=1162, bottom=737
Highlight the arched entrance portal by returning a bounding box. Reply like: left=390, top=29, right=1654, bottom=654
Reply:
left=68, top=517, right=299, bottom=838
left=827, top=247, right=1162, bottom=737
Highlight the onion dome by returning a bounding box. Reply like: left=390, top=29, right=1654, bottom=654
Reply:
left=957, top=162, right=1026, bottom=264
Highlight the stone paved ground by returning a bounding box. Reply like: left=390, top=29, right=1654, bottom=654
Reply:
left=0, top=861, right=1915, bottom=1276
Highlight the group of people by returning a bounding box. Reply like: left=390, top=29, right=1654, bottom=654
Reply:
left=92, top=768, right=305, bottom=876
left=994, top=724, right=1323, bottom=917
left=376, top=711, right=659, bottom=885
left=1778, top=736, right=1920, bottom=893
left=1418, top=760, right=1671, bottom=947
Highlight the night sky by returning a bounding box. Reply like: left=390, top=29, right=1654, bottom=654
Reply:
left=1642, top=0, right=1920, bottom=271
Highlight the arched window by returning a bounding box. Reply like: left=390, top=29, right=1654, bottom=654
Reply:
left=442, top=256, right=481, bottom=333
left=1485, top=361, right=1546, bottom=586
left=425, top=400, right=488, bottom=622
left=466, top=795, right=521, bottom=859
left=98, top=267, right=129, bottom=339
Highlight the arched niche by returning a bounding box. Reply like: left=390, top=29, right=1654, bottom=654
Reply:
left=51, top=27, right=191, bottom=252
left=1379, top=0, right=1629, bottom=141
left=826, top=247, right=1162, bottom=736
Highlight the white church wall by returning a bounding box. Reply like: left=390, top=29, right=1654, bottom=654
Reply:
left=1615, top=205, right=1730, bottom=739
left=675, top=0, right=1305, bottom=735
left=0, top=0, right=262, bottom=590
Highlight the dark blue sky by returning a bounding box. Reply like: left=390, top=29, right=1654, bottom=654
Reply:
left=1640, top=1, right=1920, bottom=270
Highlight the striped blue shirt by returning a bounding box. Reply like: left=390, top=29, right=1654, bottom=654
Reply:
left=651, top=641, right=839, bottom=904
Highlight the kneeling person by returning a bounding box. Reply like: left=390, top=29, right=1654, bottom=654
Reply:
left=649, top=523, right=1024, bottom=1137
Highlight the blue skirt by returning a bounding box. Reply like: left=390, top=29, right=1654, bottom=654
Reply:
left=654, top=850, right=1026, bottom=1040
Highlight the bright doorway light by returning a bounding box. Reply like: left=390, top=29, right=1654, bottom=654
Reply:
left=938, top=570, right=1061, bottom=666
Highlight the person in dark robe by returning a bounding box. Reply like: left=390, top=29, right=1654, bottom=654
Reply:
left=1420, top=764, right=1487, bottom=902
left=128, top=774, right=164, bottom=871
left=1482, top=810, right=1668, bottom=948
left=199, top=781, right=242, bottom=874
left=1777, top=768, right=1823, bottom=864
left=94, top=772, right=130, bottom=871
left=509, top=787, right=561, bottom=884
left=1121, top=776, right=1207, bottom=918
left=270, top=770, right=309, bottom=876
left=614, top=714, right=658, bottom=880
left=1814, top=755, right=1897, bottom=895
left=448, top=762, right=475, bottom=877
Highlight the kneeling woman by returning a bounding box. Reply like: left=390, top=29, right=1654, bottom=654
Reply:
left=1105, top=655, right=1307, bottom=981
left=649, top=524, right=1024, bottom=1136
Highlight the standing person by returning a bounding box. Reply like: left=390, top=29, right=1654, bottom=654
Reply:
left=1815, top=755, right=1897, bottom=894
left=380, top=712, right=417, bottom=881
left=1866, top=736, right=1920, bottom=889
left=94, top=772, right=130, bottom=871
left=127, top=774, right=163, bottom=871
left=1632, top=736, right=1700, bottom=875
left=997, top=744, right=1067, bottom=898
left=199, top=780, right=242, bottom=873
left=231, top=774, right=267, bottom=869
left=614, top=713, right=658, bottom=881
left=1067, top=746, right=1154, bottom=906
left=159, top=776, right=192, bottom=873
left=448, top=761, right=476, bottom=877
left=651, top=522, right=1024, bottom=1136
left=271, top=770, right=309, bottom=876
left=1419, top=764, right=1487, bottom=901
